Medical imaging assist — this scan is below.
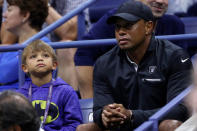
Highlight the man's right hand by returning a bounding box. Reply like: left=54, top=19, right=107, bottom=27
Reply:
left=101, top=104, right=128, bottom=129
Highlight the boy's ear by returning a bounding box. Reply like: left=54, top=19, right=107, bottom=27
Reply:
left=52, top=62, right=58, bottom=70
left=22, top=64, right=28, bottom=73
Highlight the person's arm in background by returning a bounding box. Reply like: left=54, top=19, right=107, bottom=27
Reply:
left=0, top=0, right=18, bottom=45
left=46, top=5, right=77, bottom=41
left=46, top=0, right=83, bottom=92
left=75, top=8, right=116, bottom=98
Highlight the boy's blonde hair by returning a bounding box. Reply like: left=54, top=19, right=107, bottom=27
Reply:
left=22, top=40, right=57, bottom=65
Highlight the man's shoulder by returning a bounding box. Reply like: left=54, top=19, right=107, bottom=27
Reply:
left=157, top=38, right=182, bottom=50
left=156, top=39, right=188, bottom=58
left=96, top=45, right=120, bottom=62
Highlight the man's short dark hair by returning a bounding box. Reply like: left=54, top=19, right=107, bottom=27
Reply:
left=0, top=91, right=40, bottom=131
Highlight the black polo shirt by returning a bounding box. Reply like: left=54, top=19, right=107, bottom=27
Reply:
left=93, top=36, right=193, bottom=130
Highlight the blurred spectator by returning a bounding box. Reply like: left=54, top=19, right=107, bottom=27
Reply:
left=0, top=0, right=18, bottom=45
left=19, top=40, right=82, bottom=131
left=75, top=0, right=186, bottom=98
left=93, top=1, right=192, bottom=130
left=0, top=0, right=3, bottom=42
left=187, top=2, right=197, bottom=16
left=0, top=0, right=86, bottom=44
left=0, top=0, right=50, bottom=89
left=0, top=90, right=40, bottom=131
left=0, top=0, right=87, bottom=92
left=186, top=55, right=197, bottom=114
left=176, top=55, right=197, bottom=131
left=167, top=0, right=197, bottom=16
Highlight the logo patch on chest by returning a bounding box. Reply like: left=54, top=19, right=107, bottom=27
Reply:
left=32, top=100, right=59, bottom=124
left=149, top=66, right=157, bottom=74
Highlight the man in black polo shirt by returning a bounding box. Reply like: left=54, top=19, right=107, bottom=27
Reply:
left=93, top=1, right=193, bottom=130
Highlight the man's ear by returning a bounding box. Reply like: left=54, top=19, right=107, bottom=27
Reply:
left=52, top=61, right=58, bottom=70
left=22, top=64, right=28, bottom=73
left=145, top=21, right=154, bottom=35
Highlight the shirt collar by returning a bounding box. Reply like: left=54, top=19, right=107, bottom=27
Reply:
left=146, top=35, right=156, bottom=52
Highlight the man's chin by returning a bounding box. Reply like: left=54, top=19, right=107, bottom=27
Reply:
left=153, top=10, right=167, bottom=19
left=119, top=46, right=128, bottom=50
left=153, top=13, right=163, bottom=19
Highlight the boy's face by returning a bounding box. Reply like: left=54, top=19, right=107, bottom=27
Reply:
left=22, top=51, right=57, bottom=76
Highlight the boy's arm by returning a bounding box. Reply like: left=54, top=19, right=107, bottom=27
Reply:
left=43, top=87, right=82, bottom=131
left=60, top=89, right=83, bottom=131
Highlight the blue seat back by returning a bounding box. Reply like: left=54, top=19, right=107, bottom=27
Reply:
left=181, top=17, right=197, bottom=34
left=79, top=98, right=93, bottom=123
left=181, top=17, right=197, bottom=56
left=0, top=86, right=18, bottom=92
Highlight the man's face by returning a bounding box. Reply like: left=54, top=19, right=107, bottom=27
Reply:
left=138, top=0, right=168, bottom=18
left=115, top=19, right=147, bottom=51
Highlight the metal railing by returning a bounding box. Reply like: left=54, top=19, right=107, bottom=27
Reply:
left=1, top=33, right=197, bottom=52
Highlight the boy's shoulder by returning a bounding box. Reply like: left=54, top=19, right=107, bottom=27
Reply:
left=53, top=77, right=78, bottom=99
left=53, top=77, right=74, bottom=91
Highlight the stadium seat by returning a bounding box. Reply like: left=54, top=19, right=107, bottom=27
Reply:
left=79, top=98, right=93, bottom=123
left=0, top=86, right=18, bottom=92
left=181, top=17, right=197, bottom=56
left=181, top=17, right=197, bottom=34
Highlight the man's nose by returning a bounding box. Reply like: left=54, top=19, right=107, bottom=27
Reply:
left=118, top=28, right=127, bottom=36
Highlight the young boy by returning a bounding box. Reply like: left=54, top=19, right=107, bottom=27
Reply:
left=18, top=40, right=83, bottom=131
